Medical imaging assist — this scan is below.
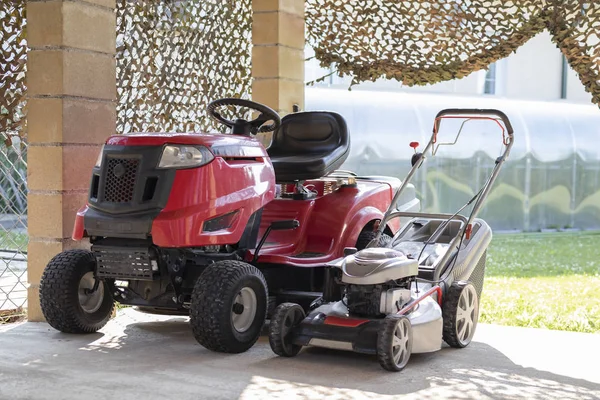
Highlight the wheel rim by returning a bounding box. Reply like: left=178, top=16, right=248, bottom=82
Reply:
left=78, top=272, right=104, bottom=314
left=456, top=284, right=478, bottom=345
left=231, top=287, right=258, bottom=333
left=392, top=318, right=411, bottom=367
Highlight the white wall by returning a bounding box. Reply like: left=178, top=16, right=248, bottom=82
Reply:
left=503, top=31, right=562, bottom=100
left=565, top=65, right=593, bottom=103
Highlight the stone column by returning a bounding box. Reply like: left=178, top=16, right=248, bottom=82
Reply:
left=26, top=0, right=116, bottom=321
left=251, top=0, right=305, bottom=116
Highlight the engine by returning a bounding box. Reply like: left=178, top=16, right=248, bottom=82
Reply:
left=346, top=282, right=412, bottom=317
left=339, top=247, right=418, bottom=317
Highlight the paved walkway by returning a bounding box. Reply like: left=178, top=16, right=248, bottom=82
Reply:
left=0, top=308, right=598, bottom=399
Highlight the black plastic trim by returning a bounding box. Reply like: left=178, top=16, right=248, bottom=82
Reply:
left=89, top=145, right=176, bottom=215
left=84, top=207, right=158, bottom=239
left=292, top=311, right=383, bottom=355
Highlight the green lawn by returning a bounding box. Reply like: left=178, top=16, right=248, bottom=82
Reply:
left=0, top=230, right=28, bottom=252
left=480, top=231, right=600, bottom=333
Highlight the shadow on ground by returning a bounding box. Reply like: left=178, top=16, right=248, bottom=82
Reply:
left=1, top=310, right=599, bottom=400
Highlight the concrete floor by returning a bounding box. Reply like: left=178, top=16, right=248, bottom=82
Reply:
left=1, top=308, right=599, bottom=400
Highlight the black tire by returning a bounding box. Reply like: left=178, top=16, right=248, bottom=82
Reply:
left=442, top=281, right=479, bottom=348
left=356, top=230, right=392, bottom=250
left=377, top=315, right=413, bottom=372
left=39, top=249, right=114, bottom=333
left=269, top=303, right=305, bottom=357
left=190, top=260, right=268, bottom=353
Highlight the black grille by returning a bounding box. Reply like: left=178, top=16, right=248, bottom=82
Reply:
left=468, top=250, right=487, bottom=299
left=104, top=158, right=139, bottom=203
left=94, top=247, right=154, bottom=280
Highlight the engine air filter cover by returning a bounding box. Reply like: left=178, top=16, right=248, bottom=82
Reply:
left=341, top=247, right=418, bottom=285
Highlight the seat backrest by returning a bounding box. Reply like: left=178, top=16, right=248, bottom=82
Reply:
left=267, top=111, right=349, bottom=156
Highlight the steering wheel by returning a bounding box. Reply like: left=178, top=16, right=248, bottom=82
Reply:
left=207, top=98, right=281, bottom=135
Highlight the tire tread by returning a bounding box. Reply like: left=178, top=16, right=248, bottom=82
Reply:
left=377, top=315, right=412, bottom=372
left=356, top=231, right=392, bottom=250
left=442, top=281, right=476, bottom=348
left=190, top=260, right=267, bottom=353
left=39, top=249, right=114, bottom=333
left=269, top=303, right=304, bottom=357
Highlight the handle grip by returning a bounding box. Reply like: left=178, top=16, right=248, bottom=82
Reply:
left=433, top=108, right=514, bottom=137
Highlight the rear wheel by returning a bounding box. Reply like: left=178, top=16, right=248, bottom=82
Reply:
left=356, top=230, right=392, bottom=250
left=443, top=281, right=479, bottom=348
left=39, top=249, right=114, bottom=333
left=377, top=315, right=412, bottom=371
left=190, top=260, right=268, bottom=353
left=269, top=303, right=305, bottom=357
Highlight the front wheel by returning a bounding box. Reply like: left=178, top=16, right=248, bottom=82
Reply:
left=190, top=260, right=268, bottom=353
left=39, top=249, right=114, bottom=333
left=377, top=315, right=413, bottom=372
left=269, top=303, right=305, bottom=357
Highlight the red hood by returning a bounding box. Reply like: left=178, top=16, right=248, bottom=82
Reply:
left=105, top=132, right=269, bottom=157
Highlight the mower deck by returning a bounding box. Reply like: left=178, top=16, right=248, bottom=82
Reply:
left=290, top=287, right=444, bottom=355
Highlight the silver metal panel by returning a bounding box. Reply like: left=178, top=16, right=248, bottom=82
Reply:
left=407, top=295, right=443, bottom=354
left=309, top=338, right=354, bottom=351
left=341, top=249, right=419, bottom=285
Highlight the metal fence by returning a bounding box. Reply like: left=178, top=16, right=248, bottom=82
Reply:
left=0, top=141, right=27, bottom=319
left=0, top=0, right=28, bottom=320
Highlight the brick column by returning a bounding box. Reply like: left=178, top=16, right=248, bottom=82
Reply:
left=251, top=0, right=305, bottom=116
left=26, top=0, right=116, bottom=321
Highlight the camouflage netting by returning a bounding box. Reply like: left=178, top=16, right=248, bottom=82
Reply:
left=0, top=0, right=27, bottom=144
left=306, top=0, right=600, bottom=105
left=116, top=0, right=253, bottom=134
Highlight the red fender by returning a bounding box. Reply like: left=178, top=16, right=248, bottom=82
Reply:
left=340, top=206, right=386, bottom=251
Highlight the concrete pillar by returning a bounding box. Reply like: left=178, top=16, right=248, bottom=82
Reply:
left=26, top=0, right=116, bottom=321
left=252, top=0, right=305, bottom=116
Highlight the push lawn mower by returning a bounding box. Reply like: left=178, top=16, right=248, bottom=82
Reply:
left=268, top=108, right=514, bottom=371
left=38, top=98, right=420, bottom=354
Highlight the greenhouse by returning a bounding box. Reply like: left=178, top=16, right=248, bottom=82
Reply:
left=305, top=87, right=600, bottom=231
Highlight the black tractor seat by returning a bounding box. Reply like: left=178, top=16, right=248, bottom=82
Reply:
left=266, top=111, right=350, bottom=182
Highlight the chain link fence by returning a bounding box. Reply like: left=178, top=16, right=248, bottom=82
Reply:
left=0, top=0, right=28, bottom=322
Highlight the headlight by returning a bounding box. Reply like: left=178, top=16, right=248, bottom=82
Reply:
left=94, top=145, right=105, bottom=167
left=158, top=145, right=214, bottom=169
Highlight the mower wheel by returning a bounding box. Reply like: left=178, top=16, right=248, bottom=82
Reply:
left=442, top=281, right=479, bottom=348
left=356, top=231, right=392, bottom=250
left=39, top=249, right=114, bottom=333
left=377, top=315, right=413, bottom=372
left=269, top=303, right=305, bottom=357
left=190, top=260, right=268, bottom=353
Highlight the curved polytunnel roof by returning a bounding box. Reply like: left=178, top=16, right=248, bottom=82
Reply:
left=305, top=87, right=600, bottom=163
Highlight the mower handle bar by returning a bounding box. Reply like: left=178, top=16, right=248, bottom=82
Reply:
left=374, top=108, right=515, bottom=255
left=433, top=108, right=514, bottom=137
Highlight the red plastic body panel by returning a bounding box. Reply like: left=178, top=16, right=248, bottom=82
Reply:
left=73, top=133, right=275, bottom=246
left=324, top=316, right=369, bottom=327
left=247, top=180, right=399, bottom=267
left=151, top=156, right=275, bottom=247
left=105, top=132, right=265, bottom=153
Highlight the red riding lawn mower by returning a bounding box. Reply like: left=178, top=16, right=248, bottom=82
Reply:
left=39, top=99, right=419, bottom=353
